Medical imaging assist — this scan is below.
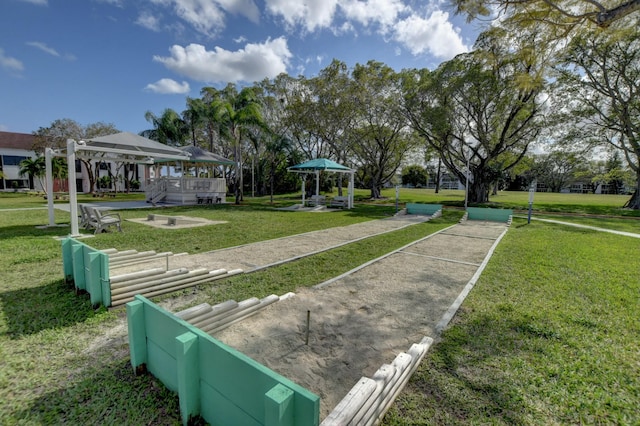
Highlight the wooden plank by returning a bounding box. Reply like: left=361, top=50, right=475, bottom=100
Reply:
left=321, top=377, right=376, bottom=425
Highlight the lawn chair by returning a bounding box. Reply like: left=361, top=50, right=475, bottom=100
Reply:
left=79, top=204, right=98, bottom=230
left=87, top=206, right=122, bottom=234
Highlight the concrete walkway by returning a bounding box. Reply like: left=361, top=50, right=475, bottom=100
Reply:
left=110, top=214, right=434, bottom=276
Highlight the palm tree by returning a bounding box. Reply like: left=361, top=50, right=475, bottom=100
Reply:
left=143, top=108, right=189, bottom=146
left=19, top=156, right=45, bottom=191
left=218, top=85, right=266, bottom=204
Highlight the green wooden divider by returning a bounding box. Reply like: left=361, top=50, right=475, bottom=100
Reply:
left=406, top=203, right=442, bottom=215
left=466, top=207, right=513, bottom=223
left=126, top=295, right=320, bottom=426
left=60, top=237, right=111, bottom=307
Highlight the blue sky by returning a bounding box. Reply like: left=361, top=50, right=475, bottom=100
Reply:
left=1, top=0, right=482, bottom=135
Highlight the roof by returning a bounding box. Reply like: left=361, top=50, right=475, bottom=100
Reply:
left=155, top=145, right=235, bottom=165
left=0, top=131, right=35, bottom=151
left=288, top=158, right=353, bottom=172
left=85, top=132, right=188, bottom=159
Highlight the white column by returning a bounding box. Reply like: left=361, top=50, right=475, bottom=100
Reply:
left=348, top=172, right=354, bottom=209
left=45, top=148, right=55, bottom=226
left=67, top=139, right=80, bottom=236
left=315, top=170, right=320, bottom=196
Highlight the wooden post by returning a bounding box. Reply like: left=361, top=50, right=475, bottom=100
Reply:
left=265, top=384, right=294, bottom=426
left=176, top=332, right=200, bottom=426
left=126, top=299, right=147, bottom=375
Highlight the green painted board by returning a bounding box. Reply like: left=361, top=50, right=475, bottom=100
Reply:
left=129, top=295, right=320, bottom=426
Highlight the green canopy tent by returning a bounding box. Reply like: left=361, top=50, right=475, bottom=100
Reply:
left=287, top=158, right=354, bottom=208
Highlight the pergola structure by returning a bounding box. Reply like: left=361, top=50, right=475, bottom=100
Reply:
left=45, top=132, right=189, bottom=237
left=287, top=158, right=355, bottom=209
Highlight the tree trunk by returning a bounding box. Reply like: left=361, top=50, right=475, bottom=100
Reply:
left=623, top=171, right=640, bottom=209
left=469, top=179, right=489, bottom=203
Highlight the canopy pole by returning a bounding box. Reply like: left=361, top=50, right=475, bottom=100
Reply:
left=45, top=148, right=55, bottom=226
left=67, top=139, right=80, bottom=237
left=315, top=170, right=320, bottom=197
left=349, top=172, right=354, bottom=209
left=301, top=176, right=306, bottom=206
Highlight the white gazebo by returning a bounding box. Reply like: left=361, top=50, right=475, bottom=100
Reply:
left=45, top=132, right=190, bottom=237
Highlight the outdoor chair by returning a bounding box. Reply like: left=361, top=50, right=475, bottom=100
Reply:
left=307, top=195, right=326, bottom=207
left=87, top=206, right=122, bottom=234
left=79, top=204, right=98, bottom=230
left=329, top=196, right=348, bottom=208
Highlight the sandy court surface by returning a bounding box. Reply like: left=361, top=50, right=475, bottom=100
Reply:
left=205, top=221, right=509, bottom=419
left=111, top=214, right=432, bottom=275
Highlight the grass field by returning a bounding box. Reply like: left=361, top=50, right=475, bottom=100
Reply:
left=0, top=191, right=638, bottom=425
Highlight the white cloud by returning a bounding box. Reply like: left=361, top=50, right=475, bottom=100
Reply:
left=394, top=11, right=470, bottom=59
left=153, top=37, right=292, bottom=83
left=144, top=78, right=191, bottom=94
left=136, top=11, right=162, bottom=31
left=215, top=0, right=260, bottom=23
left=26, top=41, right=60, bottom=56
left=0, top=49, right=24, bottom=72
left=265, top=0, right=338, bottom=33
left=0, top=124, right=9, bottom=131
left=18, top=0, right=47, bottom=5
left=340, top=0, right=409, bottom=32
left=150, top=0, right=260, bottom=37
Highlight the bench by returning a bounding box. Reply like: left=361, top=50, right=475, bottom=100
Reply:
left=196, top=193, right=222, bottom=204
left=406, top=203, right=442, bottom=216
left=466, top=207, right=513, bottom=223
left=306, top=195, right=326, bottom=207
left=87, top=206, right=122, bottom=234
left=329, top=196, right=349, bottom=208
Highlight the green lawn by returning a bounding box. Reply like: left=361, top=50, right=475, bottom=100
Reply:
left=0, top=192, right=638, bottom=425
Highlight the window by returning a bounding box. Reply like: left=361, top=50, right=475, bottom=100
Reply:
left=2, top=155, right=28, bottom=166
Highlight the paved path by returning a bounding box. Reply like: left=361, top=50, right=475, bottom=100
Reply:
left=109, top=214, right=434, bottom=276
left=525, top=216, right=640, bottom=238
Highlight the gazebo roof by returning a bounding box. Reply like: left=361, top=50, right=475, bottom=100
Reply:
left=155, top=145, right=235, bottom=166
left=85, top=132, right=189, bottom=160
left=288, top=158, right=353, bottom=173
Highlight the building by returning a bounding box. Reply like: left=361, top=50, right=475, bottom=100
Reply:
left=0, top=131, right=145, bottom=193
left=0, top=131, right=40, bottom=191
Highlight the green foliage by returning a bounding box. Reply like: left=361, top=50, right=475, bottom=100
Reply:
left=401, top=165, right=428, bottom=187
left=383, top=221, right=640, bottom=424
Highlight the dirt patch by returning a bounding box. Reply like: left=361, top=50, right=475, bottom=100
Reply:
left=126, top=214, right=227, bottom=229
left=206, top=221, right=507, bottom=419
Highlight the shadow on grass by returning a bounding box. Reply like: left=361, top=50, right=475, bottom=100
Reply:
left=15, top=359, right=184, bottom=425
left=0, top=223, right=72, bottom=239
left=0, top=279, right=99, bottom=339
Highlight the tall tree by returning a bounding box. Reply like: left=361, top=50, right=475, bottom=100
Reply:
left=306, top=60, right=358, bottom=195
left=33, top=119, right=118, bottom=193
left=402, top=30, right=546, bottom=203
left=348, top=61, right=417, bottom=199
left=555, top=27, right=640, bottom=208
left=454, top=0, right=640, bottom=30
left=216, top=85, right=265, bottom=204
left=143, top=108, right=189, bottom=146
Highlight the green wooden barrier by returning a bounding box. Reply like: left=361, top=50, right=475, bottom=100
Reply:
left=127, top=295, right=320, bottom=426
left=406, top=203, right=442, bottom=216
left=61, top=237, right=111, bottom=307
left=466, top=207, right=513, bottom=223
